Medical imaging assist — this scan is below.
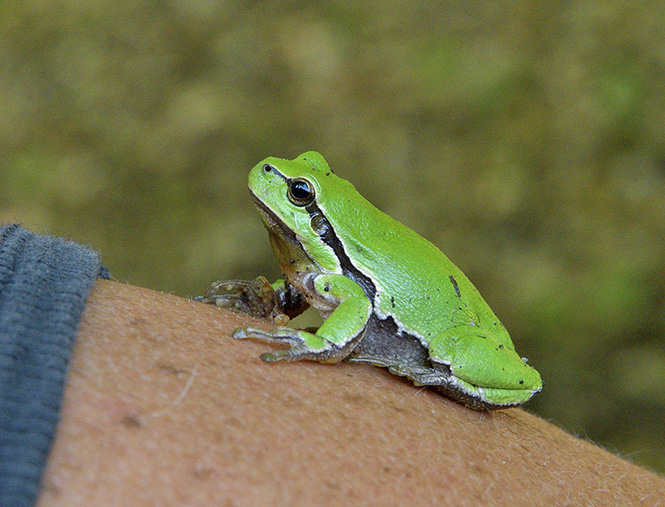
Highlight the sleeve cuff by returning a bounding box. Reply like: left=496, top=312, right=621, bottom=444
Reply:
left=0, top=224, right=109, bottom=506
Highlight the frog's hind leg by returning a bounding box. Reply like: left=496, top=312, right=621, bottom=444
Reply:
left=348, top=317, right=507, bottom=410
left=427, top=325, right=543, bottom=408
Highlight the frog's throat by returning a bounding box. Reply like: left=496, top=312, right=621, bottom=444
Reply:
left=250, top=190, right=321, bottom=276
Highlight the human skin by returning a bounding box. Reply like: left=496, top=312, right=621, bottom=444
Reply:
left=38, top=280, right=665, bottom=506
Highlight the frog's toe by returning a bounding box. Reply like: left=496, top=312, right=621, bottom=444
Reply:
left=232, top=328, right=253, bottom=340
left=387, top=363, right=449, bottom=386
left=260, top=350, right=292, bottom=362
left=232, top=327, right=300, bottom=344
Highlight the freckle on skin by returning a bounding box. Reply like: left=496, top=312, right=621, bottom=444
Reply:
left=121, top=414, right=143, bottom=428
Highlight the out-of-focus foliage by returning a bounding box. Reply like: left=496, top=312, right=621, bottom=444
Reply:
left=1, top=0, right=664, bottom=474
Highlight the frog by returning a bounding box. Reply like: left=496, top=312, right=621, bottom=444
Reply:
left=196, top=152, right=543, bottom=410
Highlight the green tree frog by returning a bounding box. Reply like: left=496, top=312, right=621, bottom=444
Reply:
left=197, top=152, right=543, bottom=409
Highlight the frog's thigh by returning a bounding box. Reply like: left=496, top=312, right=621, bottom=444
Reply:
left=428, top=326, right=527, bottom=390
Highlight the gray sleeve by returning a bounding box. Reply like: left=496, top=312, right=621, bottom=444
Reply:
left=0, top=224, right=109, bottom=507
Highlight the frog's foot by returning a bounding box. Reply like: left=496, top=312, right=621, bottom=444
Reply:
left=385, top=363, right=517, bottom=410
left=194, top=276, right=289, bottom=324
left=232, top=326, right=349, bottom=363
left=387, top=363, right=451, bottom=386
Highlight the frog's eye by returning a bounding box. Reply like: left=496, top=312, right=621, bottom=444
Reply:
left=288, top=178, right=315, bottom=206
left=263, top=164, right=274, bottom=172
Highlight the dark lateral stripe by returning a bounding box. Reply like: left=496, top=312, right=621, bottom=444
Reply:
left=265, top=165, right=288, bottom=181
left=305, top=202, right=377, bottom=301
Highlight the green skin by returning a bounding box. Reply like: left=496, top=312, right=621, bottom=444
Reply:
left=198, top=152, right=543, bottom=409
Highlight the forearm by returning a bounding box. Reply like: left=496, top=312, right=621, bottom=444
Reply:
left=39, top=279, right=665, bottom=505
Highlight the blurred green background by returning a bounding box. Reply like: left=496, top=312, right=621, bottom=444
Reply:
left=2, top=1, right=664, bottom=474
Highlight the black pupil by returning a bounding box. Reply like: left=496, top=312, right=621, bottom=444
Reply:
left=291, top=180, right=311, bottom=200
left=263, top=164, right=273, bottom=172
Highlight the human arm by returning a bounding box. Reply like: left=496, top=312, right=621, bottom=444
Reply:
left=38, top=279, right=665, bottom=506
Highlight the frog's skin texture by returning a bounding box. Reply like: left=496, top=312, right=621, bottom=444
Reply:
left=197, top=152, right=543, bottom=410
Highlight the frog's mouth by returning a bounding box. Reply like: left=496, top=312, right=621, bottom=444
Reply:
left=249, top=190, right=299, bottom=244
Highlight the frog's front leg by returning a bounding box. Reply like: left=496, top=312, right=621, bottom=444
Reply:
left=233, top=273, right=372, bottom=364
left=194, top=276, right=308, bottom=323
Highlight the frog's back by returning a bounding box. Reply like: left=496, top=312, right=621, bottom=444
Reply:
left=319, top=178, right=509, bottom=346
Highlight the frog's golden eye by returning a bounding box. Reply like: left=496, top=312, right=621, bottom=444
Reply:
left=288, top=178, right=315, bottom=206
